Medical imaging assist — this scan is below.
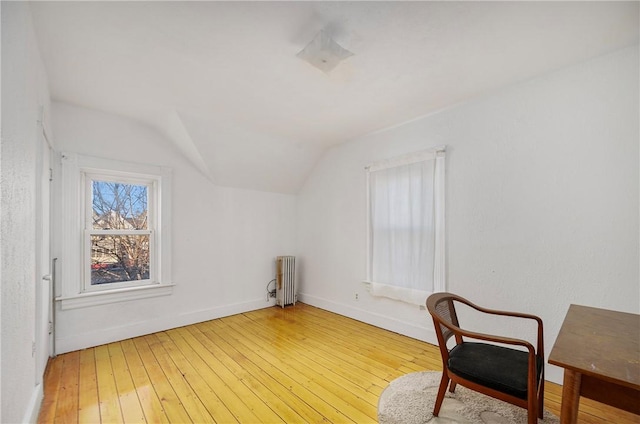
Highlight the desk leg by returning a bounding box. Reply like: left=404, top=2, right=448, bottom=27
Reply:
left=560, top=369, right=582, bottom=424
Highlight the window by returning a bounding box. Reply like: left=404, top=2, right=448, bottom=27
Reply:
left=58, top=153, right=173, bottom=309
left=85, top=175, right=154, bottom=291
left=366, top=148, right=445, bottom=305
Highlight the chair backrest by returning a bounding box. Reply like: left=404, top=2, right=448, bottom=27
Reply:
left=426, top=293, right=463, bottom=359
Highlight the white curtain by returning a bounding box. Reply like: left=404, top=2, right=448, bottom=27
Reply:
left=366, top=148, right=445, bottom=305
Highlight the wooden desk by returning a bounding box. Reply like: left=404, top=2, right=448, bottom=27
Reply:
left=548, top=304, right=640, bottom=423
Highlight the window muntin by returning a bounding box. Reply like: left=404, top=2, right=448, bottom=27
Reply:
left=84, top=173, right=158, bottom=291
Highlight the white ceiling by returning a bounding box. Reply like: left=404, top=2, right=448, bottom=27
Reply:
left=29, top=1, right=639, bottom=194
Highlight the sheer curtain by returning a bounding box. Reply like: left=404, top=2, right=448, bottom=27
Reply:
left=366, top=148, right=445, bottom=305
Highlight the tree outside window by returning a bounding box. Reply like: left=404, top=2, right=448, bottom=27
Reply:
left=88, top=179, right=153, bottom=286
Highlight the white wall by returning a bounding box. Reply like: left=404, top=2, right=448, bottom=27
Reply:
left=51, top=102, right=296, bottom=353
left=1, top=3, right=53, bottom=423
left=296, top=46, right=639, bottom=384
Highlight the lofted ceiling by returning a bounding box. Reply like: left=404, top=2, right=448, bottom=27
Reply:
left=29, top=1, right=639, bottom=194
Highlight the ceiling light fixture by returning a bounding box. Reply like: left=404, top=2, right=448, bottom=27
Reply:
left=297, top=29, right=354, bottom=73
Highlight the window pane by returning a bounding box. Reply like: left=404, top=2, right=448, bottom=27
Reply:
left=91, top=235, right=150, bottom=284
left=92, top=180, right=148, bottom=230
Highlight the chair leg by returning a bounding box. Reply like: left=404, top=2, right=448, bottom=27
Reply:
left=433, top=372, right=450, bottom=416
left=527, top=409, right=536, bottom=424
left=538, top=378, right=545, bottom=418
left=527, top=396, right=538, bottom=424
left=449, top=381, right=457, bottom=393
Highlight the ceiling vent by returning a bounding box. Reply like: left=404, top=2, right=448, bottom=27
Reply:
left=297, top=30, right=354, bottom=73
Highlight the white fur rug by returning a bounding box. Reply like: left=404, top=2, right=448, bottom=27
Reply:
left=378, top=372, right=559, bottom=424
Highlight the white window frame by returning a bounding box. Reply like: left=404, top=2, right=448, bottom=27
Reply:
left=57, top=153, right=173, bottom=310
left=82, top=171, right=158, bottom=293
left=364, top=147, right=446, bottom=305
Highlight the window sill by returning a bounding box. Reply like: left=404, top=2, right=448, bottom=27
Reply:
left=57, top=283, right=175, bottom=310
left=362, top=280, right=431, bottom=307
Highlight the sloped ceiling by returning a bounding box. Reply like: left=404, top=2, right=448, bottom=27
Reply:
left=29, top=1, right=639, bottom=194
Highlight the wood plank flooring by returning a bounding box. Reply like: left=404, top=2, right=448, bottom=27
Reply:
left=38, top=303, right=639, bottom=423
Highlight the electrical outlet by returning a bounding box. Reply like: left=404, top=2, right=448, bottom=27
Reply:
left=355, top=293, right=359, bottom=300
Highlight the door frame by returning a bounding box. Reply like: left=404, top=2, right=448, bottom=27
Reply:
left=35, top=114, right=54, bottom=384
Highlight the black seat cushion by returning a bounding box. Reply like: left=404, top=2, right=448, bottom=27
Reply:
left=447, top=342, right=542, bottom=400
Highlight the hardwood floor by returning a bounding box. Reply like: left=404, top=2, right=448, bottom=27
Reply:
left=38, top=303, right=638, bottom=423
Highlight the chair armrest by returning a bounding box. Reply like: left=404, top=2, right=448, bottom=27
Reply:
left=455, top=297, right=544, bottom=356
left=463, top=299, right=543, bottom=327
left=450, top=325, right=536, bottom=355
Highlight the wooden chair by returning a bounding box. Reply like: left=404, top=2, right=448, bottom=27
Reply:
left=426, top=292, right=545, bottom=424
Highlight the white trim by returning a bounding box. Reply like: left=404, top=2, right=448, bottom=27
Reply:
left=21, top=383, right=44, bottom=424
left=89, top=229, right=153, bottom=236
left=58, top=153, right=173, bottom=307
left=76, top=154, right=168, bottom=177
left=55, top=297, right=272, bottom=354
left=82, top=170, right=159, bottom=292
left=367, top=281, right=430, bottom=306
left=57, top=283, right=175, bottom=310
left=59, top=152, right=82, bottom=310
left=365, top=146, right=445, bottom=172
left=433, top=153, right=446, bottom=292
left=365, top=170, right=372, bottom=281
left=298, top=292, right=437, bottom=344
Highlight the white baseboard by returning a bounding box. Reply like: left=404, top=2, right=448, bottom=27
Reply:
left=297, top=292, right=438, bottom=345
left=21, top=383, right=44, bottom=424
left=55, top=298, right=276, bottom=353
